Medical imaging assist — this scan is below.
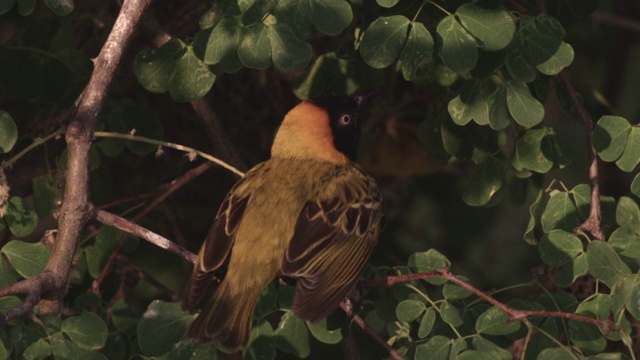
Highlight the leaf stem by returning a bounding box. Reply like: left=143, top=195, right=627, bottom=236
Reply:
left=412, top=1, right=428, bottom=22
left=427, top=1, right=452, bottom=16
left=1, top=128, right=65, bottom=170
left=93, top=131, right=245, bottom=177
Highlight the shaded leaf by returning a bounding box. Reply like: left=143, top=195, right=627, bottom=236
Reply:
left=268, top=23, right=312, bottom=72
left=539, top=229, right=583, bottom=266
left=311, top=0, right=352, bottom=36
left=506, top=80, right=544, bottom=128
left=587, top=241, right=631, bottom=288
left=134, top=38, right=185, bottom=94
left=456, top=4, right=515, bottom=51
left=196, top=18, right=243, bottom=66
left=462, top=156, right=503, bottom=206
left=137, top=301, right=194, bottom=356
left=518, top=15, right=564, bottom=66
left=616, top=126, right=640, bottom=172
left=168, top=45, right=216, bottom=102
left=505, top=44, right=537, bottom=83
left=238, top=23, right=271, bottom=69
left=62, top=312, right=108, bottom=350
left=3, top=196, right=38, bottom=237
left=418, top=308, right=436, bottom=338
left=307, top=317, right=342, bottom=344
left=274, top=312, right=309, bottom=358
left=437, top=14, right=478, bottom=72
left=360, top=15, right=410, bottom=69
left=0, top=111, right=17, bottom=154
left=415, top=335, right=450, bottom=360
left=396, top=299, right=425, bottom=322
left=440, top=301, right=463, bottom=327
left=50, top=332, right=107, bottom=360
left=272, top=0, right=312, bottom=38
left=400, top=22, right=434, bottom=81
left=42, top=0, right=73, bottom=16
left=476, top=307, right=521, bottom=335
left=555, top=252, right=588, bottom=287
left=1, top=240, right=49, bottom=279
left=536, top=42, right=574, bottom=75
left=594, top=115, right=631, bottom=162
left=541, top=190, right=580, bottom=233
left=244, top=320, right=275, bottom=360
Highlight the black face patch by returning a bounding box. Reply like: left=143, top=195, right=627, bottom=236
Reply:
left=308, top=95, right=362, bottom=161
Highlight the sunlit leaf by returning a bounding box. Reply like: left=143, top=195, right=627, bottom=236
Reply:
left=539, top=230, right=583, bottom=266
left=396, top=299, right=425, bottom=322
left=505, top=80, right=544, bottom=128
left=0, top=111, right=17, bottom=154
left=587, top=241, right=631, bottom=288
left=476, top=307, right=521, bottom=335
left=615, top=126, right=640, bottom=172
left=536, top=42, right=574, bottom=75
left=62, top=312, right=108, bottom=350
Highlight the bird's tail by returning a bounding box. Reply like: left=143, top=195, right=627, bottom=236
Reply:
left=186, top=281, right=259, bottom=350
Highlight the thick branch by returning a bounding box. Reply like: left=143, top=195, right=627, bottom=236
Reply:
left=558, top=71, right=605, bottom=240
left=0, top=0, right=154, bottom=319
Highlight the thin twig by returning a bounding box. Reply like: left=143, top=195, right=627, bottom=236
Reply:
left=340, top=299, right=405, bottom=360
left=94, top=131, right=244, bottom=177
left=558, top=71, right=605, bottom=240
left=95, top=209, right=197, bottom=264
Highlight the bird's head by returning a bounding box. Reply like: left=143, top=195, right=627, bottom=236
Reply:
left=271, top=89, right=379, bottom=164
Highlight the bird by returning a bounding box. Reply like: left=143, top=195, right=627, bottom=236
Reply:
left=182, top=90, right=384, bottom=350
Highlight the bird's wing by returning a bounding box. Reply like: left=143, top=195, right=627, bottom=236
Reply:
left=182, top=163, right=267, bottom=310
left=281, top=167, right=384, bottom=322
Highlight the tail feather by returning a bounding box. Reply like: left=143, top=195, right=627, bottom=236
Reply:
left=186, top=281, right=259, bottom=350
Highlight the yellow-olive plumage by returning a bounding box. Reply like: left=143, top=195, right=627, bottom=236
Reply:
left=183, top=93, right=384, bottom=350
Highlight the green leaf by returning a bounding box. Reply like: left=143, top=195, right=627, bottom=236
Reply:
left=475, top=306, right=521, bottom=335
left=0, top=258, right=18, bottom=288
left=488, top=84, right=510, bottom=130
left=0, top=111, right=17, bottom=154
left=415, top=335, right=450, bottom=360
left=631, top=172, right=640, bottom=198
left=471, top=337, right=513, bottom=359
left=42, top=0, right=73, bottom=16
left=462, top=156, right=503, bottom=206
left=377, top=0, right=399, bottom=7
left=456, top=4, right=515, bottom=51
left=0, top=0, right=17, bottom=15
left=238, top=23, right=272, bottom=69
left=611, top=274, right=640, bottom=320
left=396, top=299, right=425, bottom=322
left=168, top=340, right=220, bottom=360
left=111, top=299, right=140, bottom=337
left=274, top=312, right=309, bottom=358
left=505, top=44, right=537, bottom=83
left=137, top=301, right=194, bottom=356
left=518, top=15, right=565, bottom=66
left=609, top=226, right=640, bottom=258
left=50, top=332, right=107, bottom=360
left=306, top=317, right=342, bottom=344
left=400, top=22, right=434, bottom=81
left=360, top=15, right=410, bottom=69
left=555, top=252, right=588, bottom=287
left=505, top=80, right=544, bottom=128
left=408, top=249, right=450, bottom=273
left=134, top=38, right=186, bottom=94
left=524, top=189, right=548, bottom=244
left=616, top=196, right=640, bottom=231
left=440, top=301, right=463, bottom=327
left=443, top=280, right=473, bottom=300
left=196, top=17, right=243, bottom=66
left=536, top=347, right=576, bottom=359
left=311, top=0, right=352, bottom=36
left=62, top=312, right=108, bottom=350
left=3, top=196, right=38, bottom=237
left=0, top=296, right=22, bottom=314
left=540, top=190, right=580, bottom=233
left=23, top=337, right=52, bottom=360
left=1, top=240, right=49, bottom=279
left=616, top=126, right=640, bottom=172
left=168, top=45, right=216, bottom=102
left=568, top=319, right=606, bottom=354
left=418, top=308, right=436, bottom=338
left=514, top=127, right=554, bottom=173
left=32, top=175, right=59, bottom=218
left=84, top=225, right=120, bottom=279
left=437, top=14, right=478, bottom=73
left=18, top=0, right=35, bottom=15
left=539, top=230, right=583, bottom=266
left=587, top=241, right=631, bottom=288
left=244, top=320, right=275, bottom=360
left=272, top=0, right=312, bottom=38
left=267, top=23, right=312, bottom=72
left=536, top=42, right=574, bottom=75
left=576, top=293, right=611, bottom=320
left=594, top=115, right=631, bottom=162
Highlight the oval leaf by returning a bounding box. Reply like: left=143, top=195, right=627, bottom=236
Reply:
left=506, top=80, right=544, bottom=128
left=0, top=111, right=17, bottom=154
left=396, top=299, right=426, bottom=322
left=62, top=312, right=108, bottom=350
left=360, top=15, right=410, bottom=69
left=594, top=115, right=631, bottom=162
left=456, top=4, right=515, bottom=51
left=1, top=240, right=49, bottom=279
left=400, top=22, right=434, bottom=81
left=137, top=301, right=194, bottom=356
left=539, top=230, right=583, bottom=266
left=274, top=312, right=309, bottom=358
left=437, top=15, right=478, bottom=72
left=311, top=0, right=352, bottom=36
left=267, top=23, right=312, bottom=72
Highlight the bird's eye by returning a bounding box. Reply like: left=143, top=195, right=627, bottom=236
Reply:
left=339, top=114, right=352, bottom=126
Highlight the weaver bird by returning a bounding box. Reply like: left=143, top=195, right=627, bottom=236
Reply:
left=183, top=90, right=384, bottom=350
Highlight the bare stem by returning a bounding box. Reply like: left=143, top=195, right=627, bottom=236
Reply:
left=558, top=70, right=605, bottom=240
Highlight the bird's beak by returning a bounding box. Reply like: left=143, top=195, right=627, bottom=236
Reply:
left=354, top=88, right=381, bottom=110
